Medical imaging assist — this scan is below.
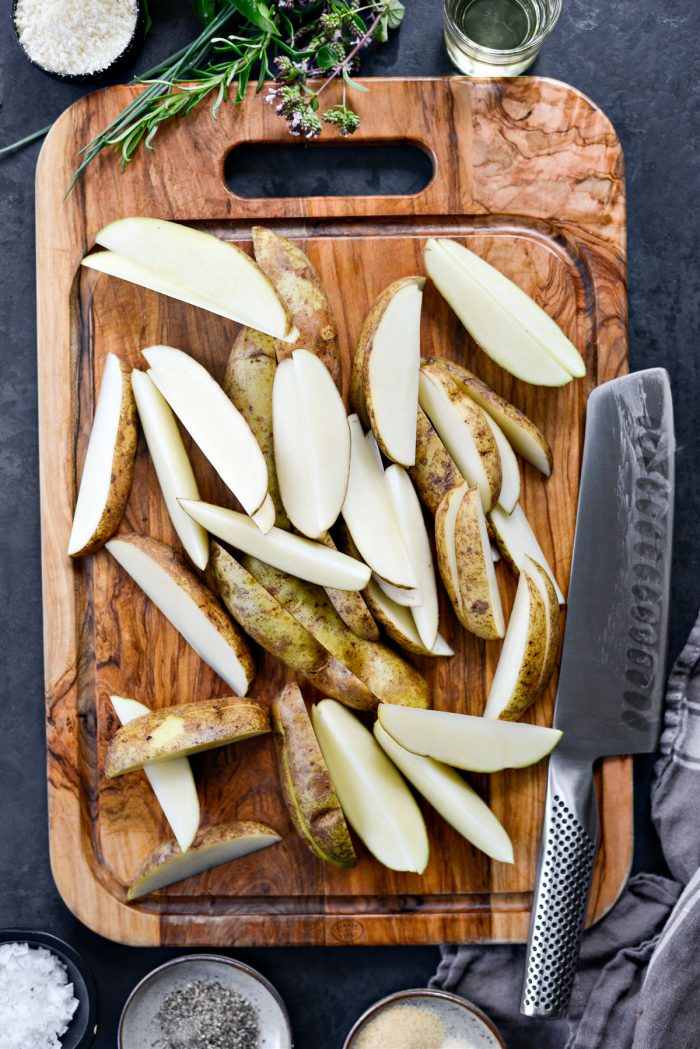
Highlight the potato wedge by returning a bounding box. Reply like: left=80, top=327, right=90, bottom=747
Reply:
left=483, top=565, right=548, bottom=721
left=84, top=217, right=296, bottom=340
left=210, top=543, right=376, bottom=710
left=384, top=465, right=439, bottom=649
left=252, top=226, right=339, bottom=382
left=243, top=556, right=430, bottom=710
left=68, top=353, right=138, bottom=557
left=106, top=696, right=270, bottom=776
left=364, top=580, right=454, bottom=658
left=318, top=531, right=379, bottom=642
left=127, top=820, right=281, bottom=900
left=351, top=277, right=425, bottom=466
left=408, top=406, right=465, bottom=516
left=273, top=683, right=356, bottom=867
left=525, top=556, right=562, bottom=696
left=106, top=535, right=255, bottom=696
left=489, top=502, right=565, bottom=604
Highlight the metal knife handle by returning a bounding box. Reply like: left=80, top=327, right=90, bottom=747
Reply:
left=521, top=749, right=599, bottom=1018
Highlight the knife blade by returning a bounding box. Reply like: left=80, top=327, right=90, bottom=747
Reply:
left=521, top=368, right=675, bottom=1020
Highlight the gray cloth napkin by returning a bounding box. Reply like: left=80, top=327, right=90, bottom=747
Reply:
left=430, top=611, right=700, bottom=1049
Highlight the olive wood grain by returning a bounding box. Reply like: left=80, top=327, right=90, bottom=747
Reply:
left=36, top=76, right=631, bottom=947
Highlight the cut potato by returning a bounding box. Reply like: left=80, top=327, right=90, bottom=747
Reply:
left=384, top=465, right=439, bottom=649
left=378, top=704, right=562, bottom=773
left=409, top=406, right=465, bottom=516
left=110, top=696, right=200, bottom=853
left=143, top=346, right=270, bottom=529
left=273, top=683, right=356, bottom=867
left=351, top=277, right=425, bottom=466
left=131, top=370, right=209, bottom=570
left=364, top=579, right=454, bottom=658
left=375, top=576, right=422, bottom=608
left=68, top=353, right=138, bottom=557
left=489, top=502, right=565, bottom=604
left=424, top=238, right=578, bottom=386
left=318, top=532, right=379, bottom=642
left=374, top=723, right=514, bottom=863
left=127, top=820, right=281, bottom=900
left=211, top=543, right=376, bottom=710
left=243, top=556, right=430, bottom=710
left=419, top=364, right=501, bottom=512
left=223, top=327, right=288, bottom=529
left=273, top=349, right=350, bottom=538
left=525, top=556, right=562, bottom=696
left=179, top=500, right=370, bottom=591
left=106, top=535, right=255, bottom=695
left=430, top=358, right=553, bottom=476
left=435, top=483, right=505, bottom=639
left=252, top=226, right=340, bottom=382
left=106, top=696, right=270, bottom=776
left=484, top=566, right=548, bottom=721
left=312, top=700, right=429, bottom=873
left=342, top=415, right=417, bottom=589
left=84, top=217, right=296, bottom=340
left=483, top=414, right=520, bottom=514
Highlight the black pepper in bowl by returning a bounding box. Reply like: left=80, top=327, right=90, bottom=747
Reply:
left=154, top=980, right=260, bottom=1049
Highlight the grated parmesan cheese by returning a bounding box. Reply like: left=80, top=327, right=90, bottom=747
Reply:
left=15, top=0, right=138, bottom=76
left=0, top=942, right=79, bottom=1049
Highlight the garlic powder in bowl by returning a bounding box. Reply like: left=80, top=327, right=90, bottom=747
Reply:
left=0, top=941, right=79, bottom=1049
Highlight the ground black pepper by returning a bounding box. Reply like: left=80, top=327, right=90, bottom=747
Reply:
left=154, top=979, right=260, bottom=1049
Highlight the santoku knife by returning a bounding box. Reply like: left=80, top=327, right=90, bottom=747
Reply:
left=521, top=368, right=675, bottom=1019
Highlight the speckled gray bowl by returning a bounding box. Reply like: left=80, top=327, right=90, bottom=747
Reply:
left=118, top=954, right=292, bottom=1049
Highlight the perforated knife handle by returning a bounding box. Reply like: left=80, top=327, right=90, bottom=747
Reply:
left=521, top=750, right=600, bottom=1019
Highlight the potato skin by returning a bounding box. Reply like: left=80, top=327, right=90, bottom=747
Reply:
left=409, top=407, right=465, bottom=516
left=495, top=570, right=549, bottom=721
left=526, top=558, right=562, bottom=698
left=210, top=543, right=376, bottom=710
left=106, top=696, right=270, bottom=776
left=252, top=226, right=340, bottom=384
left=70, top=356, right=138, bottom=557
left=318, top=531, right=379, bottom=642
left=273, top=683, right=355, bottom=867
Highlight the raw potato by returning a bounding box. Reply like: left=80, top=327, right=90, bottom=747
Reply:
left=318, top=531, right=379, bottom=642
left=489, top=502, right=565, bottom=605
left=131, top=370, right=209, bottom=570
left=106, top=534, right=255, bottom=696
left=374, top=722, right=514, bottom=864
left=83, top=217, right=296, bottom=340
left=483, top=566, right=548, bottom=721
left=210, top=543, right=376, bottom=710
left=106, top=696, right=270, bottom=776
left=409, top=406, right=466, bottom=516
left=68, top=353, right=138, bottom=557
left=384, top=465, right=439, bottom=649
left=179, top=500, right=370, bottom=591
left=483, top=412, right=521, bottom=514
left=127, top=820, right=282, bottom=900
left=435, top=484, right=505, bottom=639
left=143, top=345, right=271, bottom=529
left=272, top=349, right=350, bottom=538
left=429, top=358, right=553, bottom=476
left=424, top=238, right=583, bottom=386
left=375, top=576, right=422, bottom=608
left=110, top=696, right=200, bottom=854
left=252, top=226, right=339, bottom=382
left=351, top=277, right=425, bottom=466
left=525, top=557, right=562, bottom=696
left=378, top=704, right=562, bottom=773
left=223, top=327, right=288, bottom=528
left=273, top=683, right=355, bottom=867
left=419, top=363, right=501, bottom=512
left=312, top=700, right=430, bottom=874
left=365, top=579, right=454, bottom=658
left=243, top=556, right=431, bottom=710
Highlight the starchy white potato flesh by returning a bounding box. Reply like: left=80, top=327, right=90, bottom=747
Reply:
left=484, top=413, right=520, bottom=514
left=384, top=465, right=439, bottom=649
left=131, top=370, right=210, bottom=570
left=84, top=217, right=296, bottom=339
left=489, top=502, right=565, bottom=604
left=107, top=536, right=254, bottom=695
left=342, top=415, right=417, bottom=590
left=364, top=579, right=454, bottom=657
left=272, top=349, right=350, bottom=537
left=424, top=239, right=577, bottom=386
left=143, top=345, right=270, bottom=528
left=483, top=566, right=548, bottom=720
left=374, top=722, right=514, bottom=863
left=378, top=704, right=562, bottom=773
left=180, top=500, right=370, bottom=590
left=110, top=695, right=200, bottom=853
left=375, top=576, right=422, bottom=607
left=312, top=699, right=429, bottom=873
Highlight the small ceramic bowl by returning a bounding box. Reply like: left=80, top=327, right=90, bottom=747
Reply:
left=11, top=0, right=145, bottom=85
left=118, top=954, right=293, bottom=1049
left=343, top=987, right=506, bottom=1049
left=0, top=929, right=98, bottom=1049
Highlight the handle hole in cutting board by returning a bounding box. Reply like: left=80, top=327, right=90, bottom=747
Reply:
left=225, top=142, right=433, bottom=198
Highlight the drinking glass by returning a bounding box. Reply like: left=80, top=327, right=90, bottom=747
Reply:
left=444, top=0, right=563, bottom=76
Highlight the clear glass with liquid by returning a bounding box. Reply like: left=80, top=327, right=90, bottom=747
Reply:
left=444, top=0, right=562, bottom=76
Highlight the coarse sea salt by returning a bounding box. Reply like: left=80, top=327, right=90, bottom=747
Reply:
left=0, top=942, right=79, bottom=1049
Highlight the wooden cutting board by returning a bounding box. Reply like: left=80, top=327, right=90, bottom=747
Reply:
left=36, top=76, right=630, bottom=947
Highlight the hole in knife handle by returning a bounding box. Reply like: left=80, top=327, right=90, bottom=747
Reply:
left=225, top=142, right=434, bottom=198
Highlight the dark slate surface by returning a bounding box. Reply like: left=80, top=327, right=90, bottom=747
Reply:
left=0, top=2, right=698, bottom=1046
